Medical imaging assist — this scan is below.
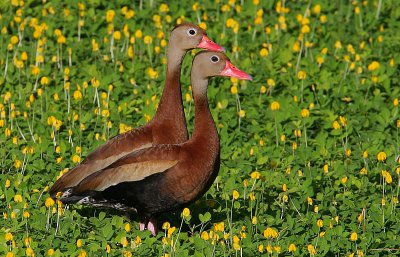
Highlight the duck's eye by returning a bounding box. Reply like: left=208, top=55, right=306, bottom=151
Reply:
left=211, top=55, right=219, bottom=63
left=187, top=28, right=197, bottom=36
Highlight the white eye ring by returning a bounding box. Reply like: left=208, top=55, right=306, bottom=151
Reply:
left=211, top=55, right=219, bottom=63
left=187, top=28, right=197, bottom=36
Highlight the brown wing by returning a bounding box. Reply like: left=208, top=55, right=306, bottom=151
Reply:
left=70, top=145, right=180, bottom=194
left=50, top=126, right=153, bottom=196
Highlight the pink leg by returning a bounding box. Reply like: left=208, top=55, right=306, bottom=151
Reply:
left=139, top=222, right=146, bottom=231
left=147, top=218, right=158, bottom=236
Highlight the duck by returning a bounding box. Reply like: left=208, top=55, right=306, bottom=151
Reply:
left=59, top=51, right=252, bottom=235
left=50, top=23, right=224, bottom=197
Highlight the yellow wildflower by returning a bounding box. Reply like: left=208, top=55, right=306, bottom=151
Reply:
left=14, top=194, right=23, bottom=202
left=350, top=232, right=358, bottom=241
left=232, top=190, right=239, bottom=200
left=288, top=243, right=297, bottom=252
left=377, top=151, right=387, bottom=162
left=368, top=61, right=380, bottom=71
left=270, top=101, right=280, bottom=111
left=263, top=227, right=278, bottom=238
left=307, top=244, right=317, bottom=255
left=297, top=70, right=307, bottom=80
left=182, top=208, right=190, bottom=218
left=106, top=10, right=115, bottom=23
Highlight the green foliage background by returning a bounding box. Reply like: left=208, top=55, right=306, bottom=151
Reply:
left=1, top=0, right=400, bottom=256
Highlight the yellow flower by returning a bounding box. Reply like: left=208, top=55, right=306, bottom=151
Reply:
left=147, top=67, right=158, bottom=79
left=368, top=61, right=380, bottom=71
left=21, top=51, right=28, bottom=61
left=14, top=159, right=21, bottom=169
left=360, top=167, right=368, bottom=175
left=167, top=226, right=176, bottom=238
left=377, top=151, right=387, bottom=162
left=266, top=79, right=275, bottom=87
left=382, top=170, right=392, bottom=184
left=341, top=176, right=348, bottom=184
left=266, top=244, right=273, bottom=253
left=316, top=56, right=324, bottom=65
left=307, top=196, right=313, bottom=205
left=5, top=179, right=11, bottom=188
left=143, top=35, right=152, bottom=44
left=307, top=244, right=317, bottom=255
left=128, top=235, right=138, bottom=246
left=251, top=216, right=257, bottom=225
left=10, top=35, right=19, bottom=45
left=47, top=249, right=55, bottom=256
left=124, top=223, right=131, bottom=232
left=23, top=211, right=30, bottom=218
left=232, top=190, right=239, bottom=200
left=5, top=232, right=13, bottom=241
left=288, top=243, right=297, bottom=252
left=270, top=101, right=280, bottom=111
left=238, top=109, right=245, bottom=118
left=106, top=10, right=115, bottom=23
left=323, top=164, right=329, bottom=173
left=301, top=108, right=310, bottom=118
left=78, top=250, right=87, bottom=257
left=297, top=70, right=307, bottom=80
left=105, top=244, right=111, bottom=253
left=182, top=207, right=190, bottom=218
left=332, top=120, right=341, bottom=130
left=91, top=39, right=99, bottom=52
left=72, top=155, right=81, bottom=163
left=292, top=41, right=301, bottom=52
left=230, top=85, right=238, bottom=94
left=36, top=55, right=44, bottom=63
left=263, top=227, right=278, bottom=238
left=73, top=90, right=83, bottom=100
left=313, top=4, right=321, bottom=14
left=26, top=247, right=34, bottom=257
left=31, top=65, right=40, bottom=75
left=14, top=194, right=23, bottom=202
left=113, top=31, right=121, bottom=41
left=135, top=29, right=142, bottom=38
left=301, top=25, right=310, bottom=34
left=350, top=232, right=358, bottom=241
left=199, top=22, right=207, bottom=30
left=41, top=77, right=49, bottom=85
left=250, top=171, right=261, bottom=179
left=57, top=35, right=66, bottom=44
left=200, top=231, right=209, bottom=240
left=101, top=109, right=110, bottom=117
left=317, top=219, right=323, bottom=228
left=259, top=48, right=268, bottom=57
left=76, top=239, right=83, bottom=247
left=159, top=3, right=169, bottom=12
left=212, top=222, right=224, bottom=233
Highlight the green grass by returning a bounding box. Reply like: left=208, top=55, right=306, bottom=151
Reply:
left=1, top=0, right=400, bottom=256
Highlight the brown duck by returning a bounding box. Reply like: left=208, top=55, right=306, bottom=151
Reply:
left=50, top=23, right=224, bottom=197
left=59, top=51, right=252, bottom=235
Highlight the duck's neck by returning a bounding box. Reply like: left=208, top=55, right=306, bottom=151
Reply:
left=152, top=45, right=187, bottom=139
left=191, top=79, right=219, bottom=146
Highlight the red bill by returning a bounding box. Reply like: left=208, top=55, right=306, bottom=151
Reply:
left=220, top=61, right=253, bottom=80
left=197, top=35, right=225, bottom=52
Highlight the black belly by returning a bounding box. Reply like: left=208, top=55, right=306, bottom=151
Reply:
left=89, top=172, right=182, bottom=218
